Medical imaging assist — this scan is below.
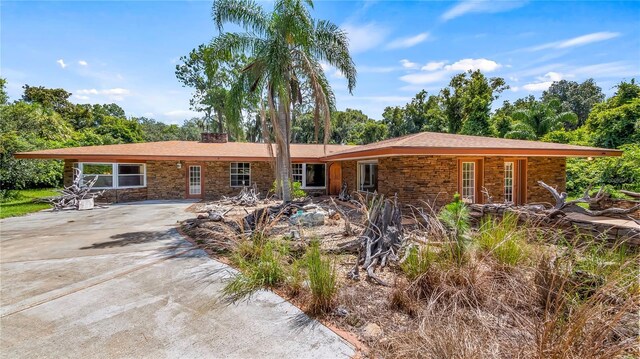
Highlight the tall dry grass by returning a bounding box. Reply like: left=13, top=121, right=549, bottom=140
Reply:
left=381, top=208, right=639, bottom=359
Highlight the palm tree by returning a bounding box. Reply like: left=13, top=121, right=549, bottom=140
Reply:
left=505, top=100, right=577, bottom=140
left=210, top=0, right=356, bottom=202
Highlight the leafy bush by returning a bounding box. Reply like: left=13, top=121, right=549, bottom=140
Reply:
left=477, top=213, right=529, bottom=266
left=271, top=180, right=307, bottom=199
left=567, top=143, right=640, bottom=194
left=306, top=240, right=337, bottom=313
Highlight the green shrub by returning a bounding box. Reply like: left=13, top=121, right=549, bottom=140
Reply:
left=477, top=213, right=528, bottom=266
left=438, top=194, right=471, bottom=265
left=306, top=241, right=337, bottom=313
left=271, top=180, right=307, bottom=199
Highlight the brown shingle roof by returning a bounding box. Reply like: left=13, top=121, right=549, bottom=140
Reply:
left=325, top=132, right=621, bottom=159
left=14, top=132, right=621, bottom=161
left=14, top=141, right=355, bottom=161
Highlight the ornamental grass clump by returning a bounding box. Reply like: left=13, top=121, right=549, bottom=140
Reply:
left=401, top=244, right=438, bottom=280
left=477, top=212, right=529, bottom=266
left=223, top=239, right=287, bottom=302
left=306, top=240, right=337, bottom=314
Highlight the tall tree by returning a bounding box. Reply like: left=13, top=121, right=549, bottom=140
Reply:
left=586, top=79, right=640, bottom=148
left=382, top=106, right=406, bottom=138
left=176, top=44, right=247, bottom=135
left=505, top=99, right=577, bottom=140
left=211, top=0, right=356, bottom=201
left=21, top=85, right=75, bottom=118
left=441, top=70, right=507, bottom=135
left=542, top=78, right=605, bottom=128
left=0, top=78, right=8, bottom=105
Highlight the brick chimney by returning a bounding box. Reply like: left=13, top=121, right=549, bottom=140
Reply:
left=200, top=132, right=228, bottom=143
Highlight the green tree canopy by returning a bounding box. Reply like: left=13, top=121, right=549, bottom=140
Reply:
left=542, top=78, right=605, bottom=128
left=586, top=80, right=640, bottom=149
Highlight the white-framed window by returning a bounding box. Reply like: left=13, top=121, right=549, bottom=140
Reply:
left=504, top=162, right=514, bottom=203
left=76, top=162, right=146, bottom=189
left=461, top=162, right=475, bottom=203
left=230, top=162, right=251, bottom=187
left=357, top=161, right=378, bottom=192
left=292, top=163, right=304, bottom=184
left=291, top=163, right=326, bottom=188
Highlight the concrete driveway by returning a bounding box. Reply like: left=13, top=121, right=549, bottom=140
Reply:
left=0, top=201, right=354, bottom=358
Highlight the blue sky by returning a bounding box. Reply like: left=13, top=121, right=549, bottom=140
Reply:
left=2, top=0, right=639, bottom=124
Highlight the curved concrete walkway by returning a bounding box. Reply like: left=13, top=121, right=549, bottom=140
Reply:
left=0, top=201, right=354, bottom=358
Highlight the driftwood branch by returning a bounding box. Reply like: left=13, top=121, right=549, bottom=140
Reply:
left=620, top=190, right=640, bottom=199
left=48, top=168, right=104, bottom=211
left=219, top=183, right=260, bottom=206
left=341, top=193, right=404, bottom=286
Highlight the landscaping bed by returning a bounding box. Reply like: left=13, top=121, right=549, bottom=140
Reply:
left=181, top=194, right=639, bottom=359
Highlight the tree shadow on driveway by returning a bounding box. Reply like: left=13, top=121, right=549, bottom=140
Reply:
left=79, top=230, right=179, bottom=249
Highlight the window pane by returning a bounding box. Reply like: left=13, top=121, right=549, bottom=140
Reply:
left=504, top=162, right=514, bottom=203
left=305, top=164, right=325, bottom=187
left=118, top=175, right=144, bottom=187
left=359, top=163, right=378, bottom=191
left=91, top=175, right=113, bottom=188
left=461, top=162, right=475, bottom=202
left=292, top=164, right=303, bottom=184
left=83, top=164, right=112, bottom=175
left=118, top=164, right=143, bottom=175
left=230, top=162, right=251, bottom=187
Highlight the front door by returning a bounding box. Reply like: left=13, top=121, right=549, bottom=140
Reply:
left=329, top=162, right=342, bottom=195
left=187, top=165, right=203, bottom=199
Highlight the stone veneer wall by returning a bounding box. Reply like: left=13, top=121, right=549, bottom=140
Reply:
left=204, top=161, right=274, bottom=199
left=377, top=156, right=458, bottom=208
left=349, top=155, right=566, bottom=208
left=526, top=157, right=566, bottom=203
left=146, top=160, right=186, bottom=200
left=340, top=160, right=357, bottom=193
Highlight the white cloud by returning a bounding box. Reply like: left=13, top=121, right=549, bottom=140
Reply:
left=386, top=32, right=429, bottom=49
left=528, top=32, right=620, bottom=51
left=399, top=58, right=501, bottom=85
left=400, top=59, right=419, bottom=69
left=78, top=60, right=88, bottom=66
left=56, top=59, right=67, bottom=69
left=342, top=22, right=389, bottom=53
left=74, top=95, right=90, bottom=101
left=421, top=61, right=446, bottom=71
left=444, top=58, right=502, bottom=72
left=571, top=61, right=639, bottom=78
left=520, top=72, right=565, bottom=92
left=399, top=71, right=448, bottom=85
left=441, top=0, right=527, bottom=21
left=76, top=88, right=131, bottom=101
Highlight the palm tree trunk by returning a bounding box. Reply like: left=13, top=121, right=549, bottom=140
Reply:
left=276, top=99, right=292, bottom=202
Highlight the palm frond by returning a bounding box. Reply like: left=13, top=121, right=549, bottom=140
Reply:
left=312, top=20, right=357, bottom=94
left=212, top=0, right=269, bottom=34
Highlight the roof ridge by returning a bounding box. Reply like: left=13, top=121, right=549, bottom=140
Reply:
left=396, top=132, right=426, bottom=146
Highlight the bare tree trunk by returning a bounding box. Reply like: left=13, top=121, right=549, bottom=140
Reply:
left=216, top=108, right=224, bottom=134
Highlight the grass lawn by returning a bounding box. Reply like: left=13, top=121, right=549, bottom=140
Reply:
left=0, top=189, right=59, bottom=219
